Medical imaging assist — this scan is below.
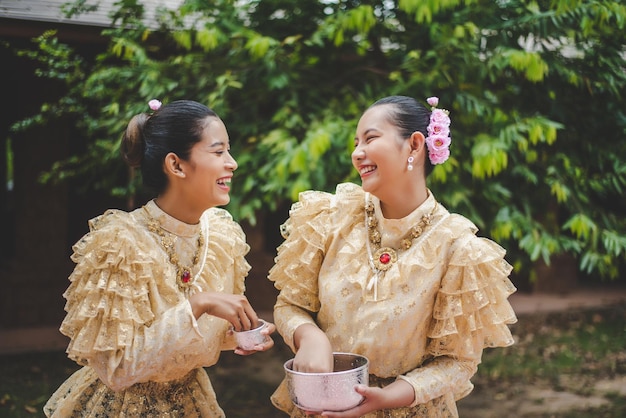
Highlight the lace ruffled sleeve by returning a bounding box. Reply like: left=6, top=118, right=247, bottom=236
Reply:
left=398, top=215, right=517, bottom=405
left=59, top=210, right=216, bottom=391
left=60, top=210, right=156, bottom=363
left=270, top=184, right=364, bottom=351
left=427, top=224, right=517, bottom=361
left=203, top=208, right=251, bottom=298
left=269, top=190, right=335, bottom=350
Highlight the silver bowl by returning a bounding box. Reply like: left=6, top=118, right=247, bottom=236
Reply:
left=233, top=319, right=268, bottom=350
left=283, top=352, right=369, bottom=412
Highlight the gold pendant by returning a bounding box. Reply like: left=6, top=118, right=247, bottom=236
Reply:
left=372, top=247, right=397, bottom=271
left=176, top=267, right=194, bottom=290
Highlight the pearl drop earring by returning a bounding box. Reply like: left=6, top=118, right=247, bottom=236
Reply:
left=407, top=156, right=414, bottom=171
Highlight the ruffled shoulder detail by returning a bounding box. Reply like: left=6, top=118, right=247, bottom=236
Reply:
left=269, top=183, right=364, bottom=307
left=203, top=207, right=246, bottom=244
left=427, top=214, right=517, bottom=361
left=60, top=210, right=156, bottom=364
left=202, top=208, right=251, bottom=295
left=280, top=183, right=363, bottom=239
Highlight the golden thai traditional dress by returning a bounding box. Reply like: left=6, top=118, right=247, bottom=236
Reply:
left=269, top=183, right=517, bottom=418
left=44, top=200, right=250, bottom=417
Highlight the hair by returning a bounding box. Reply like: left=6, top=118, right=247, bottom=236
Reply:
left=369, top=95, right=434, bottom=176
left=121, top=100, right=219, bottom=194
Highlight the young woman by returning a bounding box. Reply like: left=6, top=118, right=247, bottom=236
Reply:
left=44, top=99, right=275, bottom=417
left=269, top=96, right=517, bottom=417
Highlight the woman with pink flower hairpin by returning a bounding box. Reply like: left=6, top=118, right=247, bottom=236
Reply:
left=269, top=95, right=517, bottom=417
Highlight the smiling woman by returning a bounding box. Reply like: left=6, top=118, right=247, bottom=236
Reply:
left=43, top=100, right=276, bottom=417
left=268, top=95, right=517, bottom=418
left=121, top=100, right=237, bottom=219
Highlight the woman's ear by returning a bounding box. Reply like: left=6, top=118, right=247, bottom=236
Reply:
left=163, top=152, right=186, bottom=178
left=409, top=131, right=426, bottom=154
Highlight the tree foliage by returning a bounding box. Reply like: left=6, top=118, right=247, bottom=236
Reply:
left=9, top=0, right=626, bottom=281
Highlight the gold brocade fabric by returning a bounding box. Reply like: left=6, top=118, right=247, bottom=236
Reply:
left=269, top=183, right=517, bottom=417
left=44, top=201, right=250, bottom=417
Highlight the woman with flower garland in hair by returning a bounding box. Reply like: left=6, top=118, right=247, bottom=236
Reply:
left=269, top=95, right=517, bottom=417
left=44, top=99, right=275, bottom=417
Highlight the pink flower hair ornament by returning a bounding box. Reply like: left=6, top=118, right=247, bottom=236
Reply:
left=148, top=99, right=162, bottom=111
left=425, top=97, right=451, bottom=165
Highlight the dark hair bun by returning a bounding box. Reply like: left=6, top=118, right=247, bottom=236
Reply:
left=121, top=113, right=149, bottom=168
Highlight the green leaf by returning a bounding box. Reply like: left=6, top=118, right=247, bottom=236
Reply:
left=563, top=214, right=596, bottom=240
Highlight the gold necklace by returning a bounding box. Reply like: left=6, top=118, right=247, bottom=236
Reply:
left=143, top=207, right=205, bottom=293
left=365, top=195, right=438, bottom=272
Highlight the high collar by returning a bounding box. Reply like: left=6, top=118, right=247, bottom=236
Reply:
left=368, top=190, right=438, bottom=247
left=144, top=200, right=202, bottom=238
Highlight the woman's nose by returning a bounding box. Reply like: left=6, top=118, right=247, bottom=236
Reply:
left=226, top=153, right=238, bottom=170
left=352, top=147, right=365, bottom=160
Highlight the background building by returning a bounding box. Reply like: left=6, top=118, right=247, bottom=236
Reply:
left=0, top=0, right=280, bottom=353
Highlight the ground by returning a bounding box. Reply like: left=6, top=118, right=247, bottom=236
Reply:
left=1, top=285, right=625, bottom=417
left=206, top=285, right=626, bottom=417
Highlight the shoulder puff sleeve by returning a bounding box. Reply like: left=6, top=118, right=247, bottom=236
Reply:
left=59, top=210, right=211, bottom=391
left=398, top=215, right=518, bottom=405
left=269, top=183, right=363, bottom=350
left=427, top=215, right=518, bottom=361
left=60, top=210, right=156, bottom=363
left=203, top=207, right=251, bottom=297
